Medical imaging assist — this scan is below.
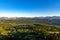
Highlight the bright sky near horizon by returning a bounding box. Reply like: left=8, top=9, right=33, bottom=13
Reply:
left=0, top=0, right=60, bottom=17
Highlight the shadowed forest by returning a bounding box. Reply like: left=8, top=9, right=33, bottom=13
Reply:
left=0, top=20, right=60, bottom=40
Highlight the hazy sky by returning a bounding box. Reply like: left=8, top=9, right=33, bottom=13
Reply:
left=0, top=0, right=60, bottom=17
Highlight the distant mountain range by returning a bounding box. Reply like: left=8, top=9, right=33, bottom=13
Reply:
left=0, top=16, right=60, bottom=20
left=0, top=16, right=59, bottom=26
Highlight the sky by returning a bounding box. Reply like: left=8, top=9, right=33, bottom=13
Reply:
left=0, top=0, right=60, bottom=17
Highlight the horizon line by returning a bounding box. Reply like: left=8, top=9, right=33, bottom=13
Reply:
left=0, top=16, right=60, bottom=18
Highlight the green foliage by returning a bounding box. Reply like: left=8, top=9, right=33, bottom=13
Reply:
left=0, top=20, right=60, bottom=40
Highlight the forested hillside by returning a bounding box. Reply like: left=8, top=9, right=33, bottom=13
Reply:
left=0, top=20, right=60, bottom=40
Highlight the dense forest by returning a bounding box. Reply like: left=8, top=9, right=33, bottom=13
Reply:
left=0, top=20, right=60, bottom=40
